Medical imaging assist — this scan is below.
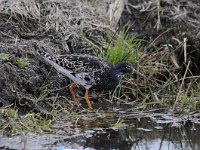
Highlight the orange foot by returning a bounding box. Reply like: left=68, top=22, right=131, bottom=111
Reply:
left=69, top=83, right=78, bottom=106
left=84, top=89, right=92, bottom=109
left=69, top=83, right=92, bottom=109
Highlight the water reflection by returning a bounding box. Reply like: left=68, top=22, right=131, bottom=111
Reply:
left=50, top=117, right=200, bottom=150
left=84, top=118, right=199, bottom=150
left=1, top=117, right=200, bottom=150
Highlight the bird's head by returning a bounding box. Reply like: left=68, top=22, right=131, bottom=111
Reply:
left=113, top=62, right=133, bottom=75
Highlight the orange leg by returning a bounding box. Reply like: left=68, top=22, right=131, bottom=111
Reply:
left=84, top=89, right=92, bottom=109
left=69, top=83, right=78, bottom=106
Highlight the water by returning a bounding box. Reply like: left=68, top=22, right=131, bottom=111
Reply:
left=0, top=109, right=200, bottom=150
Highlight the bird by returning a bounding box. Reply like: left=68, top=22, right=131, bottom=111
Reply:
left=38, top=50, right=133, bottom=109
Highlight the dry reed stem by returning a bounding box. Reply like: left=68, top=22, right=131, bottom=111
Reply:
left=173, top=61, right=191, bottom=111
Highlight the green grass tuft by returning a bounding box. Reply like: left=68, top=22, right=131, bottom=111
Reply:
left=0, top=53, right=10, bottom=61
left=98, top=30, right=142, bottom=64
left=111, top=118, right=125, bottom=128
left=0, top=107, right=54, bottom=135
left=14, top=58, right=30, bottom=68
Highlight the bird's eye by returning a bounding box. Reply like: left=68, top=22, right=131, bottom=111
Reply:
left=126, top=66, right=131, bottom=69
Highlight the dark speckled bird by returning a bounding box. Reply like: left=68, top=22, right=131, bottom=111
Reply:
left=38, top=50, right=133, bottom=109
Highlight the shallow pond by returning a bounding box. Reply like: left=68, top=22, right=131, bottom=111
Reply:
left=1, top=107, right=200, bottom=150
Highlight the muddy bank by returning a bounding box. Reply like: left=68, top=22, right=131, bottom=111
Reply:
left=0, top=42, right=69, bottom=113
left=0, top=0, right=112, bottom=112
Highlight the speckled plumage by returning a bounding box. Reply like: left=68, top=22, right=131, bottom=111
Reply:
left=38, top=50, right=133, bottom=91
left=38, top=50, right=133, bottom=108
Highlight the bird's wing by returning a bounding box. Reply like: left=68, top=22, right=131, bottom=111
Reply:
left=59, top=54, right=112, bottom=88
left=60, top=54, right=112, bottom=74
left=40, top=52, right=112, bottom=88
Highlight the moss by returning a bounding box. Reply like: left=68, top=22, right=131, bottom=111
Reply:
left=0, top=53, right=10, bottom=61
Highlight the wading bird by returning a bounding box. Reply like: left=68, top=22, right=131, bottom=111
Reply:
left=38, top=50, right=133, bottom=109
